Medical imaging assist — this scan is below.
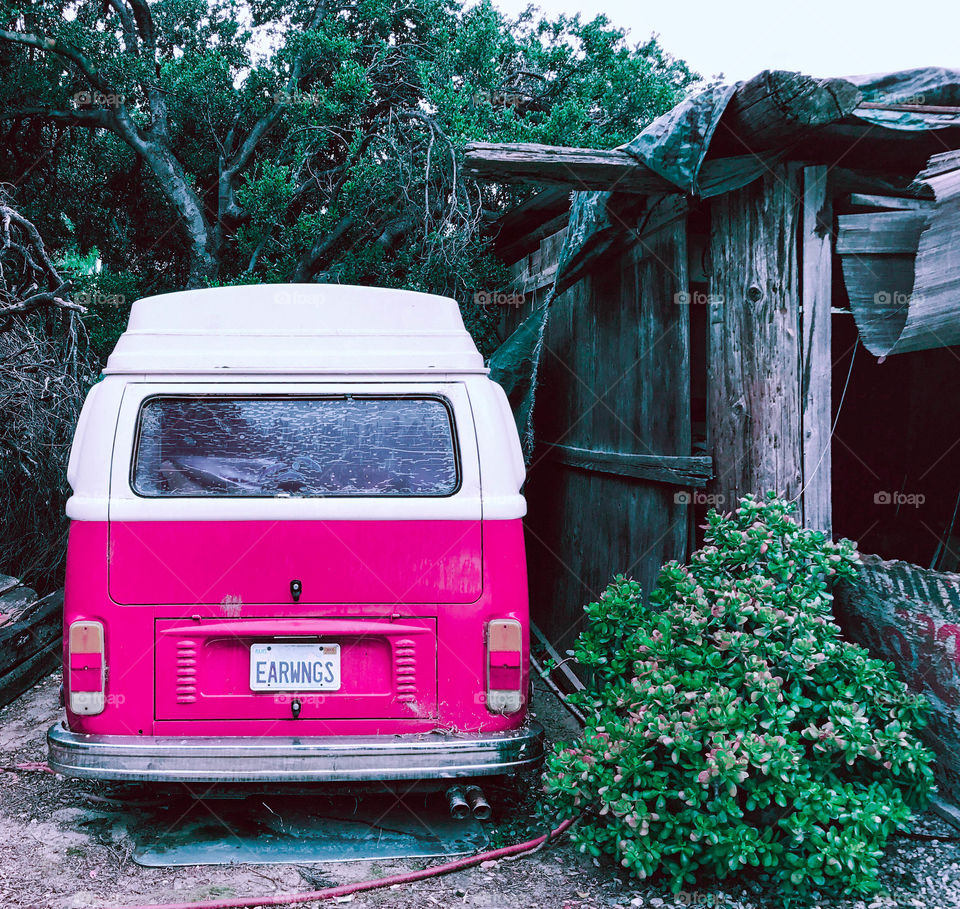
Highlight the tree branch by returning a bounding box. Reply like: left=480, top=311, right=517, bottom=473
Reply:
left=0, top=107, right=114, bottom=129
left=0, top=28, right=112, bottom=93
left=105, top=0, right=138, bottom=54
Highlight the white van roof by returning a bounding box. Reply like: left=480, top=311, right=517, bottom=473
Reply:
left=103, top=284, right=487, bottom=375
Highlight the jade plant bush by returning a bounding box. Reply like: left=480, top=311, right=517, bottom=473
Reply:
left=542, top=494, right=935, bottom=898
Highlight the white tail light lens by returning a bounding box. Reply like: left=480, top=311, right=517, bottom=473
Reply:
left=486, top=619, right=523, bottom=714
left=68, top=621, right=105, bottom=715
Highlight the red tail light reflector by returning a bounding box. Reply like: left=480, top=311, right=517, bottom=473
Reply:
left=69, top=621, right=106, bottom=715
left=486, top=619, right=523, bottom=714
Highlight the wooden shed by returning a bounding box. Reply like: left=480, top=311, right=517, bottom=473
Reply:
left=466, top=68, right=960, bottom=801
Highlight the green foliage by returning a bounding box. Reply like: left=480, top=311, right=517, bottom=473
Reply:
left=542, top=494, right=935, bottom=898
left=0, top=0, right=697, bottom=362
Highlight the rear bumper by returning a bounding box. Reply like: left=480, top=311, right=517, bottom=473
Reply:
left=47, top=722, right=544, bottom=783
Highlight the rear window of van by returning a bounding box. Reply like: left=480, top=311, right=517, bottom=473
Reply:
left=131, top=395, right=460, bottom=497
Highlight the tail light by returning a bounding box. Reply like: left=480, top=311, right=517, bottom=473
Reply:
left=486, top=619, right=523, bottom=714
left=68, top=621, right=106, bottom=715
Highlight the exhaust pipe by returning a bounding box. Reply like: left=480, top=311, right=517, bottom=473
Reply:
left=465, top=785, right=491, bottom=820
left=446, top=786, right=470, bottom=820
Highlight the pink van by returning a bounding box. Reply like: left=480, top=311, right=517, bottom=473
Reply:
left=48, top=285, right=542, bottom=786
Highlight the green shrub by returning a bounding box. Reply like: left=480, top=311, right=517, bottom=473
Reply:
left=542, top=493, right=935, bottom=898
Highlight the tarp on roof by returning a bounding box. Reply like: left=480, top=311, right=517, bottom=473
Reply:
left=568, top=67, right=960, bottom=270
left=489, top=67, right=960, bottom=458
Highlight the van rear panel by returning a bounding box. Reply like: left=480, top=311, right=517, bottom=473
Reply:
left=109, top=520, right=482, bottom=605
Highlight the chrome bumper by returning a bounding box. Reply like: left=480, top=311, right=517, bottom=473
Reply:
left=47, top=722, right=544, bottom=783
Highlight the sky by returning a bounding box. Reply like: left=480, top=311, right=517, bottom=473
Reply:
left=491, top=0, right=960, bottom=84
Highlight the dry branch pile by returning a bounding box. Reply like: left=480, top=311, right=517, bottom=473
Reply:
left=0, top=189, right=95, bottom=589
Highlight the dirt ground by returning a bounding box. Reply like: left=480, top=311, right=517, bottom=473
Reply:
left=1, top=673, right=959, bottom=909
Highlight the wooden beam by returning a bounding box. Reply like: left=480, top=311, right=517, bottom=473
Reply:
left=491, top=188, right=570, bottom=262
left=544, top=443, right=713, bottom=488
left=790, top=122, right=960, bottom=175
left=496, top=210, right=569, bottom=265
left=836, top=211, right=928, bottom=254
left=463, top=142, right=677, bottom=193
left=701, top=70, right=860, bottom=157
left=467, top=73, right=861, bottom=193
left=845, top=193, right=936, bottom=212
left=858, top=101, right=960, bottom=115
left=800, top=165, right=833, bottom=535
left=707, top=165, right=803, bottom=507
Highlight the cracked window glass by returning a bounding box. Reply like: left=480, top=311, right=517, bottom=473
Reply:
left=132, top=396, right=459, bottom=497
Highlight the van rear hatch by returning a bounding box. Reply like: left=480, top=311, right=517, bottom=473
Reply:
left=108, top=388, right=482, bottom=606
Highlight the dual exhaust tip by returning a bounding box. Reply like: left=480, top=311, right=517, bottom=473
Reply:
left=446, top=784, right=491, bottom=820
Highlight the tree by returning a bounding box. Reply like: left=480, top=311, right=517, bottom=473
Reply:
left=0, top=0, right=697, bottom=335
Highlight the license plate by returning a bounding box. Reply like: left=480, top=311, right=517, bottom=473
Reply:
left=249, top=643, right=341, bottom=691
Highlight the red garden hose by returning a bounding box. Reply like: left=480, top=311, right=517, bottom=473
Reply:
left=113, top=817, right=576, bottom=909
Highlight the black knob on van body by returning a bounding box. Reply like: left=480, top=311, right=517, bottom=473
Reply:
left=290, top=579, right=302, bottom=602
left=291, top=698, right=302, bottom=719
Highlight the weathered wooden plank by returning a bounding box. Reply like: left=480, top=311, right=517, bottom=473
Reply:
left=470, top=73, right=860, bottom=193
left=833, top=554, right=960, bottom=804
left=511, top=264, right=557, bottom=296
left=709, top=70, right=860, bottom=157
left=836, top=211, right=928, bottom=254
left=707, top=164, right=803, bottom=507
left=492, top=188, right=570, bottom=263
left=497, top=211, right=570, bottom=267
left=555, top=194, right=687, bottom=297
left=801, top=166, right=832, bottom=535
left=839, top=254, right=915, bottom=354
left=0, top=585, right=39, bottom=622
left=839, top=152, right=960, bottom=357
left=0, top=637, right=60, bottom=710
left=524, top=218, right=691, bottom=650
left=463, top=142, right=676, bottom=192
left=507, top=228, right=567, bottom=308
left=544, top=443, right=712, bottom=488
left=845, top=193, right=936, bottom=211
left=918, top=148, right=960, bottom=179
left=858, top=101, right=960, bottom=115
left=0, top=590, right=63, bottom=677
